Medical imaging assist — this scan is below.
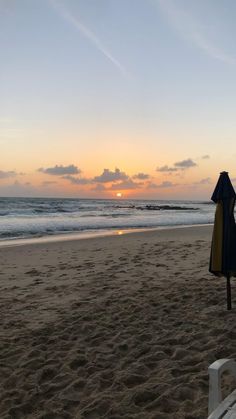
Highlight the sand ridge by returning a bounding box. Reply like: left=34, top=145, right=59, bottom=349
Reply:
left=0, top=226, right=236, bottom=418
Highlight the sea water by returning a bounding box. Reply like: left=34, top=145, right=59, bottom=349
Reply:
left=0, top=197, right=215, bottom=243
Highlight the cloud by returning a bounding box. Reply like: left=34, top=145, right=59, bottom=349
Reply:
left=156, top=165, right=178, bottom=173
left=91, top=184, right=107, bottom=192
left=133, top=172, right=150, bottom=180
left=94, top=168, right=129, bottom=183
left=174, top=158, right=197, bottom=169
left=157, top=0, right=236, bottom=66
left=147, top=181, right=177, bottom=189
left=0, top=180, right=38, bottom=196
left=110, top=179, right=142, bottom=190
left=63, top=175, right=91, bottom=185
left=39, top=164, right=81, bottom=176
left=194, top=177, right=211, bottom=185
left=42, top=181, right=57, bottom=186
left=157, top=158, right=197, bottom=173
left=0, top=170, right=17, bottom=179
left=202, top=155, right=210, bottom=159
left=50, top=0, right=127, bottom=77
left=146, top=182, right=159, bottom=189
left=159, top=181, right=176, bottom=188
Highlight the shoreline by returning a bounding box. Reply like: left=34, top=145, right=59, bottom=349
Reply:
left=0, top=223, right=213, bottom=249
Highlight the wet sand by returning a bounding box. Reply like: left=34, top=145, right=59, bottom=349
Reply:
left=0, top=225, right=236, bottom=419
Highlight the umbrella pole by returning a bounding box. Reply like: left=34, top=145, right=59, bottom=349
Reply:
left=226, top=274, right=232, bottom=310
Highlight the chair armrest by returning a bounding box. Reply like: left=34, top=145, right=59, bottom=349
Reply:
left=208, top=359, right=236, bottom=415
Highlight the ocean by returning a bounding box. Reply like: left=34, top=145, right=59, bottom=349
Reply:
left=0, top=197, right=215, bottom=244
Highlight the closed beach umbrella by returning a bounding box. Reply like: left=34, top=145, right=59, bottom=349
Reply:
left=209, top=171, right=236, bottom=310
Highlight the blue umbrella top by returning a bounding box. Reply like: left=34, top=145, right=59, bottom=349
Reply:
left=211, top=171, right=236, bottom=203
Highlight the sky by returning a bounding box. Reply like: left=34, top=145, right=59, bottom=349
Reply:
left=1, top=0, right=236, bottom=200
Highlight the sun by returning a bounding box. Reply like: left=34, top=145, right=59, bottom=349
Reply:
left=116, top=193, right=122, bottom=198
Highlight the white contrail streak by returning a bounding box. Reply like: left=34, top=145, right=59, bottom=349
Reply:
left=50, top=0, right=127, bottom=76
left=156, top=0, right=236, bottom=66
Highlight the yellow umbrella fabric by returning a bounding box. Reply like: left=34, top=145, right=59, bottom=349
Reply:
left=209, top=172, right=236, bottom=309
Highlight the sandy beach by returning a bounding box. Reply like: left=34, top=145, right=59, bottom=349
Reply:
left=0, top=225, right=236, bottom=419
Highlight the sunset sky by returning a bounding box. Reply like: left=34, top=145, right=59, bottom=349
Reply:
left=1, top=0, right=236, bottom=199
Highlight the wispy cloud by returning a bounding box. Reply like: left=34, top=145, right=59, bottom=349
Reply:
left=0, top=170, right=17, bottom=179
left=194, top=177, right=212, bottom=185
left=156, top=165, right=178, bottom=173
left=110, top=179, right=142, bottom=190
left=50, top=0, right=127, bottom=76
left=147, top=180, right=178, bottom=189
left=156, top=0, right=236, bottom=65
left=42, top=181, right=57, bottom=186
left=0, top=180, right=38, bottom=197
left=0, top=117, right=26, bottom=141
left=63, top=175, right=91, bottom=185
left=91, top=184, right=106, bottom=192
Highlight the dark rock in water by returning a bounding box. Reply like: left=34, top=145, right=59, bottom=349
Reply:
left=114, top=205, right=135, bottom=209
left=158, top=205, right=198, bottom=211
left=137, top=205, right=198, bottom=211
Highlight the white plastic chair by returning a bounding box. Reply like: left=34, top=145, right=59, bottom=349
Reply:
left=208, top=358, right=236, bottom=418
